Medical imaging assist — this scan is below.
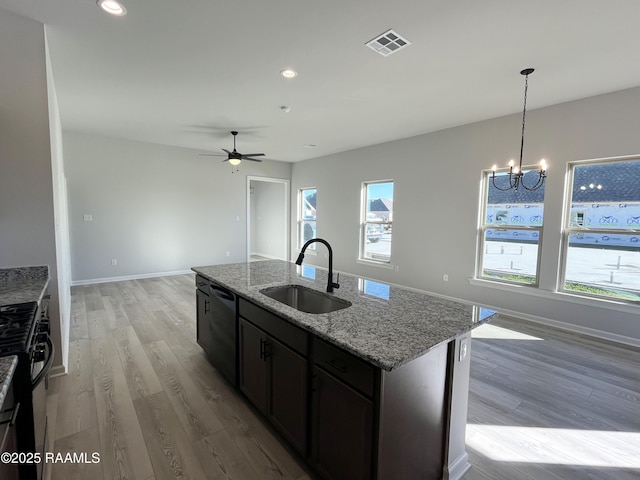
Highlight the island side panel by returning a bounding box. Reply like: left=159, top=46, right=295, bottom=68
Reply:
left=376, top=341, right=448, bottom=479
left=442, top=332, right=472, bottom=480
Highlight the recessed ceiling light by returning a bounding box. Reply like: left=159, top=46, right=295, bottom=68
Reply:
left=280, top=69, right=297, bottom=79
left=303, top=144, right=317, bottom=148
left=97, top=0, right=127, bottom=16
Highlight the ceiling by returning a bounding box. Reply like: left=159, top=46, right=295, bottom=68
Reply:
left=1, top=0, right=640, bottom=162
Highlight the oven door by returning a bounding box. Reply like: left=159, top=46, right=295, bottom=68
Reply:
left=31, top=335, right=54, bottom=480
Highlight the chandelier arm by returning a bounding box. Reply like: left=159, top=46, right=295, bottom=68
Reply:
left=492, top=172, right=519, bottom=191
left=520, top=172, right=545, bottom=191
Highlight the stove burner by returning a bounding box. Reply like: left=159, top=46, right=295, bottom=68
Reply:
left=0, top=301, right=38, bottom=355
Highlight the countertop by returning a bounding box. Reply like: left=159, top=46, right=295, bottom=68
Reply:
left=193, top=260, right=497, bottom=371
left=0, top=355, right=18, bottom=408
left=0, top=266, right=50, bottom=307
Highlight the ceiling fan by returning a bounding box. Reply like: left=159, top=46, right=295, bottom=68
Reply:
left=200, top=131, right=265, bottom=166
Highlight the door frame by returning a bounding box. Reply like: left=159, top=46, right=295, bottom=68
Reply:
left=246, top=176, right=290, bottom=262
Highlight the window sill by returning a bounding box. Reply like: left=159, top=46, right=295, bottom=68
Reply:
left=356, top=258, right=395, bottom=270
left=468, top=277, right=640, bottom=315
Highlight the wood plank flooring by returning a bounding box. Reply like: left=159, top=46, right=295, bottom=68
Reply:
left=47, top=274, right=640, bottom=479
left=464, top=318, right=640, bottom=480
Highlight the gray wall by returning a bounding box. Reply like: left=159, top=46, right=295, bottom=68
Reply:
left=0, top=10, right=64, bottom=367
left=64, top=131, right=291, bottom=282
left=291, top=86, right=640, bottom=345
left=250, top=179, right=287, bottom=259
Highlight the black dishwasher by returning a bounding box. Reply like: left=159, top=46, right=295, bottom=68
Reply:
left=196, top=278, right=237, bottom=386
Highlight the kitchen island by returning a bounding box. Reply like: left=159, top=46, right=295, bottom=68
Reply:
left=193, top=260, right=497, bottom=480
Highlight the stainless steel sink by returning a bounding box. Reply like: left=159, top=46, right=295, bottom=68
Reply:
left=259, top=284, right=351, bottom=314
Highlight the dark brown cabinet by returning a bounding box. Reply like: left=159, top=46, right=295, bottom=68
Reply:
left=196, top=279, right=456, bottom=480
left=238, top=299, right=308, bottom=455
left=196, top=287, right=213, bottom=354
left=238, top=318, right=268, bottom=412
left=311, top=366, right=373, bottom=480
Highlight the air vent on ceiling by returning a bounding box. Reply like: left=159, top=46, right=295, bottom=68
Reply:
left=365, top=29, right=411, bottom=57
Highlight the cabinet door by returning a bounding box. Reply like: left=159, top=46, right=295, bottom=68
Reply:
left=239, top=319, right=268, bottom=414
left=268, top=337, right=308, bottom=455
left=196, top=289, right=213, bottom=354
left=311, top=367, right=373, bottom=480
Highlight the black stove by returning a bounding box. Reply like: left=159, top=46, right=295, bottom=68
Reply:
left=0, top=302, right=38, bottom=356
left=0, top=299, right=53, bottom=480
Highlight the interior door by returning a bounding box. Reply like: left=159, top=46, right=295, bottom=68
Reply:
left=247, top=176, right=289, bottom=261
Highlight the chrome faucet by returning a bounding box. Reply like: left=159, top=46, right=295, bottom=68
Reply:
left=295, top=238, right=340, bottom=293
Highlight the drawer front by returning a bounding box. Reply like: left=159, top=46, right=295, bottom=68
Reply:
left=313, top=337, right=375, bottom=397
left=238, top=298, right=308, bottom=356
left=195, top=274, right=210, bottom=293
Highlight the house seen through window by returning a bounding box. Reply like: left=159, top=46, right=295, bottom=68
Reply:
left=298, top=188, right=317, bottom=250
left=360, top=180, right=393, bottom=263
left=478, top=169, right=545, bottom=285
left=562, top=157, right=640, bottom=302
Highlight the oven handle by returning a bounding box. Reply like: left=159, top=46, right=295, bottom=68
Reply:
left=32, top=335, right=55, bottom=390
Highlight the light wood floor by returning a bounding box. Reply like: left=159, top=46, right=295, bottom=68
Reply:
left=46, top=274, right=640, bottom=479
left=464, top=317, right=640, bottom=480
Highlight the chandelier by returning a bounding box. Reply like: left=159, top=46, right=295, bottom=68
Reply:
left=491, top=68, right=547, bottom=191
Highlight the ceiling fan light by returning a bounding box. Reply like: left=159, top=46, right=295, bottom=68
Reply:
left=228, top=158, right=242, bottom=166
left=97, top=0, right=127, bottom=16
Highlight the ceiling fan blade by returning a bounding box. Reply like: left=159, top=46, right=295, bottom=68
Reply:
left=243, top=157, right=264, bottom=162
left=242, top=153, right=265, bottom=157
left=222, top=148, right=232, bottom=154
left=198, top=153, right=226, bottom=157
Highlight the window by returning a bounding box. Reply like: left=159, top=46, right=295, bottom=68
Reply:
left=561, top=157, right=640, bottom=302
left=478, top=169, right=545, bottom=285
left=298, top=188, right=317, bottom=250
left=360, top=180, right=393, bottom=263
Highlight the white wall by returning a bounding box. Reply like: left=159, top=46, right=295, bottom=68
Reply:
left=0, top=10, right=63, bottom=366
left=250, top=180, right=287, bottom=259
left=46, top=31, right=71, bottom=373
left=291, top=86, right=640, bottom=346
left=64, top=131, right=292, bottom=282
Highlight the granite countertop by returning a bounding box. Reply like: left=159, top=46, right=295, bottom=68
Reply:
left=193, top=260, right=497, bottom=371
left=0, top=356, right=18, bottom=408
left=0, top=266, right=50, bottom=307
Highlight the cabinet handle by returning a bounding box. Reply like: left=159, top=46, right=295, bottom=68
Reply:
left=325, top=359, right=347, bottom=374
left=204, top=300, right=210, bottom=313
left=260, top=339, right=271, bottom=361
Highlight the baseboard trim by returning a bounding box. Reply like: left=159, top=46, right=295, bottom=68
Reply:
left=443, top=451, right=471, bottom=480
left=250, top=252, right=282, bottom=260
left=71, top=269, right=193, bottom=286
left=496, top=307, right=640, bottom=349
left=49, top=364, right=67, bottom=378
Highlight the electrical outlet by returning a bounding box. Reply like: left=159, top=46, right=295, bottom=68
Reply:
left=111, top=259, right=118, bottom=266
left=83, top=214, right=93, bottom=222
left=443, top=274, right=449, bottom=282
left=459, top=339, right=468, bottom=362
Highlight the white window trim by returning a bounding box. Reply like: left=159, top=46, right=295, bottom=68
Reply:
left=476, top=167, right=545, bottom=287
left=359, top=179, right=393, bottom=264
left=558, top=155, right=640, bottom=304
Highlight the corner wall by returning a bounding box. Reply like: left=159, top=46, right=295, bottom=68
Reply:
left=0, top=10, right=63, bottom=366
left=63, top=131, right=292, bottom=282
left=291, top=86, right=640, bottom=345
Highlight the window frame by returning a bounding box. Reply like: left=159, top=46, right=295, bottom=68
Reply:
left=559, top=155, right=640, bottom=303
left=359, top=179, right=394, bottom=264
left=476, top=167, right=545, bottom=287
left=297, top=187, right=317, bottom=251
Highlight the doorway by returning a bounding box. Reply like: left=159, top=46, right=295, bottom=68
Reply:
left=246, top=176, right=289, bottom=262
